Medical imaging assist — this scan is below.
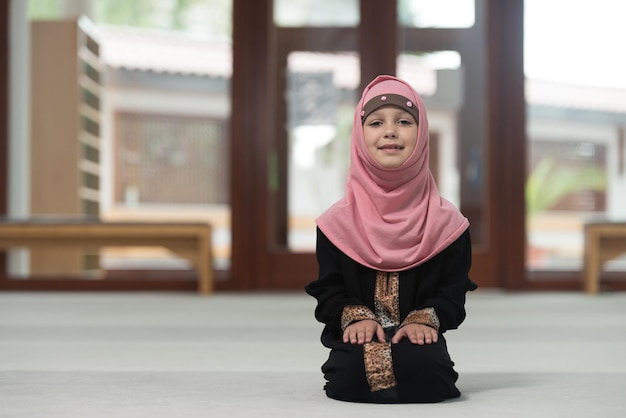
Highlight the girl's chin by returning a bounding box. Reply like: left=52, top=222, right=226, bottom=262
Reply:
left=375, top=156, right=407, bottom=169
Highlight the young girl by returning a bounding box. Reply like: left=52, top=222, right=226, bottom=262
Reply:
left=305, top=75, right=477, bottom=404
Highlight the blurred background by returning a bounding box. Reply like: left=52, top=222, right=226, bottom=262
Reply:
left=1, top=0, right=625, bottom=292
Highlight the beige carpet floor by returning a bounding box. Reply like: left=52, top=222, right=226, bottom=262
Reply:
left=1, top=290, right=625, bottom=417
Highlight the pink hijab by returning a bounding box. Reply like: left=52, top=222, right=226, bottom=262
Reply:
left=316, top=75, right=469, bottom=271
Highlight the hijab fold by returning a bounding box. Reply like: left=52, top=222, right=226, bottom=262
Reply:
left=316, top=75, right=469, bottom=272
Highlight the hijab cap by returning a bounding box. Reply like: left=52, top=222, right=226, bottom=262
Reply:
left=361, top=93, right=419, bottom=124
left=316, top=75, right=469, bottom=271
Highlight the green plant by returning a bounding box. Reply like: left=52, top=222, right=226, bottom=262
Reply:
left=525, top=157, right=606, bottom=216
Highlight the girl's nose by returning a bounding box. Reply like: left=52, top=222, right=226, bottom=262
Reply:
left=384, top=127, right=397, bottom=138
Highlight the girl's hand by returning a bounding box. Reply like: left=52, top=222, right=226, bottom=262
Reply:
left=391, top=323, right=438, bottom=345
left=343, top=319, right=385, bottom=344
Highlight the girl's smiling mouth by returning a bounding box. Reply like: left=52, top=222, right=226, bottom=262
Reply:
left=378, top=144, right=405, bottom=151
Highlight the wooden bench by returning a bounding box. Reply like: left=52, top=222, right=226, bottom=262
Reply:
left=0, top=219, right=213, bottom=294
left=583, top=220, right=626, bottom=294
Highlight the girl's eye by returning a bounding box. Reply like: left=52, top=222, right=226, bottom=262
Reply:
left=368, top=121, right=383, bottom=127
left=398, top=119, right=412, bottom=125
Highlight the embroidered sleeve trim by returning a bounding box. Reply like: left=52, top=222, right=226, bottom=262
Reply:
left=341, top=305, right=377, bottom=331
left=400, top=307, right=440, bottom=331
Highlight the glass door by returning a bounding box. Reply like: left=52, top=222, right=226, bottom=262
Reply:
left=247, top=0, right=513, bottom=290
left=261, top=0, right=361, bottom=289
left=524, top=0, right=626, bottom=288
left=398, top=0, right=496, bottom=285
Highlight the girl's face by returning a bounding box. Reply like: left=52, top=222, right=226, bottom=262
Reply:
left=362, top=105, right=418, bottom=168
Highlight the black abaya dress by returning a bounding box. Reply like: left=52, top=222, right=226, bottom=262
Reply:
left=305, top=227, right=477, bottom=403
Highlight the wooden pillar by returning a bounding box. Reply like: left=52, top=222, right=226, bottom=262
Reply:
left=487, top=0, right=526, bottom=288
left=359, top=0, right=397, bottom=89
left=230, top=0, right=275, bottom=289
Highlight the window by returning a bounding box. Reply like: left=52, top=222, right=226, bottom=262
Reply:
left=524, top=0, right=626, bottom=273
